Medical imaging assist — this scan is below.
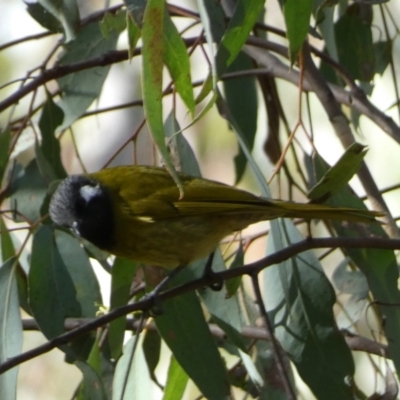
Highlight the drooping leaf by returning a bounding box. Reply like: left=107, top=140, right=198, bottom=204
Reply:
left=163, top=11, right=195, bottom=115
left=0, top=258, right=22, bottom=400
left=9, top=160, right=48, bottom=223
left=108, top=257, right=137, bottom=359
left=37, top=92, right=66, bottom=182
left=113, top=335, right=153, bottom=400
left=264, top=219, right=355, bottom=400
left=163, top=355, right=189, bottom=400
left=155, top=269, right=231, bottom=400
left=0, top=128, right=11, bottom=185
left=141, top=0, right=183, bottom=195
left=100, top=10, right=127, bottom=39
left=142, top=328, right=162, bottom=386
left=283, top=0, right=313, bottom=63
left=75, top=360, right=108, bottom=400
left=57, top=21, right=120, bottom=129
left=26, top=2, right=63, bottom=33
left=223, top=51, right=258, bottom=183
left=308, top=142, right=367, bottom=202
left=29, top=226, right=81, bottom=342
left=334, top=3, right=375, bottom=81
left=38, top=0, right=80, bottom=41
left=312, top=153, right=400, bottom=376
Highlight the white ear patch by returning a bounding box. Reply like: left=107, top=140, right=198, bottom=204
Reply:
left=80, top=184, right=102, bottom=203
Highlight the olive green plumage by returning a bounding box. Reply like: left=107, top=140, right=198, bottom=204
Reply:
left=49, top=165, right=382, bottom=269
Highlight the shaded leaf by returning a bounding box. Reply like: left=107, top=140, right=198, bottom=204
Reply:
left=108, top=257, right=137, bottom=359
left=223, top=51, right=258, bottom=183
left=283, top=0, right=313, bottom=63
left=57, top=21, right=120, bottom=129
left=225, top=243, right=244, bottom=297
left=38, top=0, right=80, bottom=41
left=0, top=258, right=22, bottom=400
left=26, top=2, right=63, bottom=33
left=374, top=40, right=392, bottom=75
left=141, top=0, right=183, bottom=195
left=9, top=160, right=48, bottom=223
left=29, top=225, right=81, bottom=342
left=113, top=336, right=152, bottom=400
left=163, top=11, right=195, bottom=115
left=335, top=3, right=375, bottom=81
left=143, top=329, right=162, bottom=386
left=264, top=219, right=355, bottom=400
left=100, top=10, right=127, bottom=39
left=312, top=153, right=400, bottom=376
left=36, top=92, right=66, bottom=182
left=75, top=360, right=107, bottom=400
left=0, top=128, right=11, bottom=185
left=155, top=268, right=231, bottom=400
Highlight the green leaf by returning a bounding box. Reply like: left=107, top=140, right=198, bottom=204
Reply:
left=141, top=0, right=183, bottom=195
left=308, top=142, right=367, bottom=202
left=57, top=21, right=120, bottom=129
left=36, top=92, right=66, bottom=182
left=55, top=230, right=102, bottom=317
left=312, top=153, right=400, bottom=377
left=126, top=12, right=141, bottom=59
left=0, top=258, right=22, bottom=400
left=163, top=10, right=195, bottom=115
left=374, top=40, right=392, bottom=75
left=334, top=4, right=375, bottom=81
left=264, top=219, right=355, bottom=400
left=26, top=2, right=63, bottom=33
left=75, top=360, right=108, bottom=400
left=0, top=128, right=11, bottom=185
left=142, top=329, right=162, bottom=386
left=108, top=257, right=137, bottom=359
left=163, top=355, right=189, bottom=400
left=9, top=160, right=48, bottom=223
left=223, top=52, right=258, bottom=183
left=29, top=225, right=81, bottom=341
left=38, top=0, right=80, bottom=41
left=225, top=243, right=244, bottom=297
left=164, top=112, right=201, bottom=177
left=283, top=0, right=313, bottom=63
left=100, top=10, right=127, bottom=39
left=113, top=336, right=153, bottom=400
left=216, top=0, right=265, bottom=73
left=155, top=269, right=231, bottom=400
left=0, top=217, right=14, bottom=264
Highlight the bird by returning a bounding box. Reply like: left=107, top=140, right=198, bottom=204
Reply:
left=49, top=165, right=382, bottom=270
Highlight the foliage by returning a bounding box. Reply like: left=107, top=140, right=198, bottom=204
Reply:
left=1, top=0, right=400, bottom=399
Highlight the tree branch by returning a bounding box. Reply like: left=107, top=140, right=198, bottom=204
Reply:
left=0, top=236, right=399, bottom=374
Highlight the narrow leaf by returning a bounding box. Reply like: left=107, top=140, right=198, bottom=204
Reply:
left=163, top=11, right=195, bottom=114
left=283, top=0, right=313, bottom=63
left=141, top=0, right=183, bottom=195
left=163, top=355, right=189, bottom=400
left=29, top=226, right=81, bottom=341
left=57, top=21, right=120, bottom=129
left=308, top=142, right=367, bottom=202
left=0, top=258, right=22, bottom=400
left=108, top=257, right=137, bottom=359
left=155, top=269, right=231, bottom=400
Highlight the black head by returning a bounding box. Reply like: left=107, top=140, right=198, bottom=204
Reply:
left=49, top=175, right=115, bottom=250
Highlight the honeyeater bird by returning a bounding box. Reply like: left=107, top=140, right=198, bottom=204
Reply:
left=49, top=165, right=382, bottom=269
